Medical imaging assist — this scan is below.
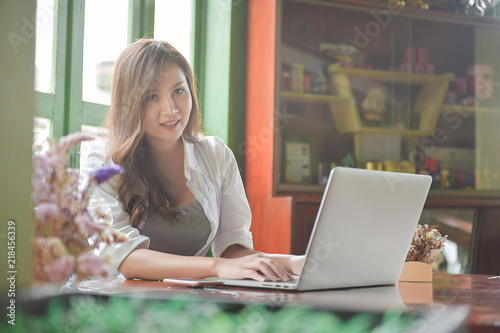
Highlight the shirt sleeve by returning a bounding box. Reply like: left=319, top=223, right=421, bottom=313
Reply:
left=80, top=142, right=150, bottom=271
left=211, top=142, right=254, bottom=257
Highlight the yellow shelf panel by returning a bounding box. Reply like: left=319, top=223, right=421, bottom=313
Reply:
left=441, top=104, right=500, bottom=114
left=280, top=91, right=351, bottom=105
left=328, top=64, right=456, bottom=84
left=277, top=183, right=325, bottom=193
left=348, top=126, right=432, bottom=136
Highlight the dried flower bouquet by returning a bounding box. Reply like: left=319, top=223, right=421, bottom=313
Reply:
left=406, top=224, right=447, bottom=264
left=32, top=132, right=126, bottom=283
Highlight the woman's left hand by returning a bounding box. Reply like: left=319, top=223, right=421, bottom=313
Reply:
left=222, top=244, right=305, bottom=276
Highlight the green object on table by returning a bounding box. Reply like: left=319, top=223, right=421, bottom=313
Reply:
left=2, top=294, right=419, bottom=333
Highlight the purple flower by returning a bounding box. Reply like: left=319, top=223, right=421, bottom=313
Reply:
left=91, top=165, right=124, bottom=184
left=75, top=212, right=107, bottom=235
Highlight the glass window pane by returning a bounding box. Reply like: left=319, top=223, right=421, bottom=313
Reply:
left=80, top=125, right=109, bottom=171
left=33, top=117, right=52, bottom=152
left=35, top=0, right=56, bottom=93
left=82, top=0, right=129, bottom=105
left=154, top=0, right=194, bottom=64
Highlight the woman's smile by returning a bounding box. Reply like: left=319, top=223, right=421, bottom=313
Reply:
left=160, top=119, right=180, bottom=128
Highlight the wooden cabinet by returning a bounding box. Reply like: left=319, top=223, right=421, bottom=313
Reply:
left=245, top=0, right=500, bottom=274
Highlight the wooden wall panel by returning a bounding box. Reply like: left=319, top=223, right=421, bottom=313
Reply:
left=245, top=0, right=293, bottom=253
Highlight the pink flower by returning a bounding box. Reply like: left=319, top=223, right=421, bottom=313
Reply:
left=91, top=199, right=112, bottom=225
left=78, top=253, right=113, bottom=277
left=48, top=255, right=75, bottom=282
left=32, top=155, right=53, bottom=203
left=32, top=131, right=126, bottom=283
left=32, top=177, right=52, bottom=204
left=35, top=202, right=60, bottom=224
left=59, top=132, right=94, bottom=150
left=75, top=212, right=107, bottom=235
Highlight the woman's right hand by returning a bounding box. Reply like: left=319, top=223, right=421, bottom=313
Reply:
left=215, top=253, right=293, bottom=282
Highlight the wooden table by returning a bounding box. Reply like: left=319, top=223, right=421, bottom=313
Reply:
left=75, top=273, right=500, bottom=332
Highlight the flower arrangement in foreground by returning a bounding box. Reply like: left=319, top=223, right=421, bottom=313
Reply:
left=406, top=224, right=447, bottom=264
left=32, top=132, right=126, bottom=284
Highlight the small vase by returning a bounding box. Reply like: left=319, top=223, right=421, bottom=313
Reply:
left=399, top=261, right=433, bottom=282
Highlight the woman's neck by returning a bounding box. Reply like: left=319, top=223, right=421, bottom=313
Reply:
left=147, top=138, right=184, bottom=180
left=147, top=136, right=181, bottom=158
left=145, top=136, right=195, bottom=206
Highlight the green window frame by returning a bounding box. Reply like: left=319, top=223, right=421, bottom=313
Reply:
left=35, top=0, right=247, bottom=169
left=36, top=0, right=156, bottom=139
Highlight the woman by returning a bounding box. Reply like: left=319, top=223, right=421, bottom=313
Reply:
left=82, top=38, right=303, bottom=282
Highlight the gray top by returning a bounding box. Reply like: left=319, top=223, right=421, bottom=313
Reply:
left=140, top=200, right=211, bottom=256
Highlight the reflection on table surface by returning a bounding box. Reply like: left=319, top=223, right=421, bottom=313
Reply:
left=76, top=273, right=500, bottom=328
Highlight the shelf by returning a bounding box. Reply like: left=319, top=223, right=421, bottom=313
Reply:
left=277, top=182, right=500, bottom=204
left=298, top=0, right=500, bottom=29
left=280, top=91, right=352, bottom=105
left=327, top=64, right=454, bottom=138
left=281, top=69, right=454, bottom=137
left=277, top=183, right=325, bottom=193
left=428, top=189, right=500, bottom=199
left=441, top=104, right=500, bottom=114
left=346, top=126, right=432, bottom=136
left=328, top=65, right=456, bottom=84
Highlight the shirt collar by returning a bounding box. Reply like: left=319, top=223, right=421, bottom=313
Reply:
left=182, top=135, right=206, bottom=176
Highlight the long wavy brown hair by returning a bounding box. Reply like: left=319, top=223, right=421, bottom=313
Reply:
left=106, top=38, right=202, bottom=228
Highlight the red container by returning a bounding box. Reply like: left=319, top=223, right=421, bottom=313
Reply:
left=303, top=73, right=311, bottom=93
left=281, top=71, right=291, bottom=91
left=418, top=48, right=427, bottom=64
left=454, top=77, right=467, bottom=95
left=405, top=47, right=416, bottom=63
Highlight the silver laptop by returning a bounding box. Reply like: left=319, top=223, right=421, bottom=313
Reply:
left=164, top=167, right=432, bottom=291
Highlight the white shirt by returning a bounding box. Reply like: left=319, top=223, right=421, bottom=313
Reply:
left=80, top=135, right=254, bottom=270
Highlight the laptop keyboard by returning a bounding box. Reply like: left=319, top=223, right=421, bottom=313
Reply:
left=262, top=275, right=299, bottom=285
